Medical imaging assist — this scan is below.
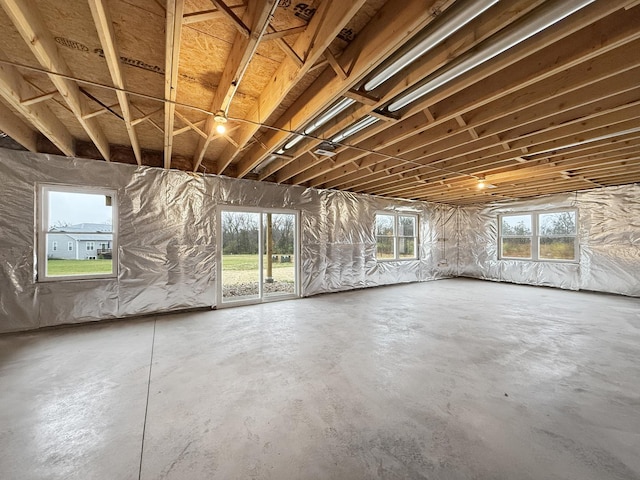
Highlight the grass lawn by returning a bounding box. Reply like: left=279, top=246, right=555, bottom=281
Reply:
left=222, top=254, right=295, bottom=284
left=47, top=259, right=113, bottom=276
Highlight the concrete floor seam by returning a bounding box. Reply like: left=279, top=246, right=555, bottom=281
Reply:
left=138, top=318, right=157, bottom=480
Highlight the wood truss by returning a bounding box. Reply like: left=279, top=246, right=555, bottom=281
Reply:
left=0, top=0, right=638, bottom=204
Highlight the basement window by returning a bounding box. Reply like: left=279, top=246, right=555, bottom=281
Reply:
left=375, top=213, right=418, bottom=260
left=499, top=210, right=577, bottom=262
left=37, top=185, right=118, bottom=281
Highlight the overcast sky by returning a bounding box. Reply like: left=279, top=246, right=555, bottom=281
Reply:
left=49, top=191, right=113, bottom=227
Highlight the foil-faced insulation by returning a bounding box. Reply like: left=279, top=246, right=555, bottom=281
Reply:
left=0, top=149, right=452, bottom=333
left=1, top=147, right=638, bottom=334
left=456, top=185, right=640, bottom=296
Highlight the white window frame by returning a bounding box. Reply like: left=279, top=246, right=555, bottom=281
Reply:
left=52, top=241, right=58, bottom=251
left=68, top=241, right=73, bottom=251
left=216, top=205, right=301, bottom=308
left=86, top=241, right=95, bottom=251
left=375, top=212, right=419, bottom=261
left=37, top=184, right=118, bottom=282
left=499, top=209, right=578, bottom=262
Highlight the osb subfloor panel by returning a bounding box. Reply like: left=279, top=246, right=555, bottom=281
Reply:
left=1, top=278, right=639, bottom=480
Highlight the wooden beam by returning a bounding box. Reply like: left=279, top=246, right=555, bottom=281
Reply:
left=174, top=110, right=207, bottom=138
left=210, top=0, right=250, bottom=37
left=271, top=32, right=304, bottom=68
left=81, top=103, right=120, bottom=120
left=304, top=6, right=640, bottom=188
left=324, top=49, right=347, bottom=80
left=229, top=0, right=456, bottom=178
left=262, top=25, right=308, bottom=42
left=250, top=0, right=538, bottom=183
left=0, top=60, right=75, bottom=156
left=192, top=0, right=278, bottom=172
left=20, top=91, right=57, bottom=106
left=228, top=0, right=396, bottom=177
left=0, top=100, right=38, bottom=151
left=131, top=107, right=163, bottom=127
left=344, top=89, right=379, bottom=106
left=182, top=5, right=245, bottom=25
left=164, top=0, right=185, bottom=169
left=89, top=0, right=142, bottom=165
left=173, top=119, right=205, bottom=137
left=0, top=0, right=110, bottom=160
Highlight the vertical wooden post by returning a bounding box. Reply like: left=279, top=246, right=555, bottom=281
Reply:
left=266, top=213, right=273, bottom=283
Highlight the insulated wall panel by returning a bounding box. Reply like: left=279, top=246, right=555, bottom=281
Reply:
left=0, top=149, right=452, bottom=333
left=457, top=185, right=640, bottom=296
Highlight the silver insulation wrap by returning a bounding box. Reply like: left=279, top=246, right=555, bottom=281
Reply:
left=457, top=186, right=640, bottom=296
left=1, top=148, right=638, bottom=333
left=0, top=149, right=452, bottom=333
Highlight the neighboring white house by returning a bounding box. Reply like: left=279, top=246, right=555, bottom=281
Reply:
left=48, top=223, right=113, bottom=260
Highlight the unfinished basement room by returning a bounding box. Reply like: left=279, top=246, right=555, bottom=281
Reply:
left=1, top=0, right=639, bottom=479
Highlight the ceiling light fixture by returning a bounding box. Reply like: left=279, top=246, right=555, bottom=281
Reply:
left=533, top=126, right=640, bottom=155
left=214, top=110, right=227, bottom=134
left=253, top=155, right=278, bottom=174
left=331, top=116, right=379, bottom=144
left=304, top=98, right=355, bottom=135
left=387, top=0, right=597, bottom=112
left=283, top=134, right=305, bottom=150
left=363, top=0, right=499, bottom=92
left=282, top=97, right=356, bottom=151
left=477, top=176, right=486, bottom=189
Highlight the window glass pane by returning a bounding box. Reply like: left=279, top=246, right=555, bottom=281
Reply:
left=221, top=211, right=260, bottom=301
left=501, top=215, right=532, bottom=236
left=45, top=190, right=114, bottom=277
left=398, top=237, right=416, bottom=258
left=540, top=237, right=576, bottom=260
left=375, top=215, right=395, bottom=236
left=398, top=215, right=415, bottom=237
left=376, top=236, right=394, bottom=259
left=502, top=238, right=531, bottom=258
left=539, top=211, right=576, bottom=235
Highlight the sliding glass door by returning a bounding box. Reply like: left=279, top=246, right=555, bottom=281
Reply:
left=219, top=208, right=298, bottom=306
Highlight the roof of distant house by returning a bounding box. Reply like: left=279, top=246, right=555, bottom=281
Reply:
left=50, top=223, right=112, bottom=233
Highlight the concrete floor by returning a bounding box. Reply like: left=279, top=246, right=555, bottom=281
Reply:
left=1, top=278, right=639, bottom=480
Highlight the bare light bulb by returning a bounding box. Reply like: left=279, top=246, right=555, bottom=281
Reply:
left=477, top=180, right=486, bottom=190
left=213, top=110, right=227, bottom=135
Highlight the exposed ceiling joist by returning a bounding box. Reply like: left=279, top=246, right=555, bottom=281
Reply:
left=220, top=0, right=372, bottom=177
left=88, top=0, right=142, bottom=165
left=0, top=0, right=110, bottom=160
left=0, top=0, right=638, bottom=204
left=230, top=0, right=456, bottom=179
left=0, top=100, right=38, bottom=152
left=192, top=0, right=278, bottom=173
left=304, top=1, right=640, bottom=190
left=0, top=60, right=75, bottom=156
left=164, top=0, right=185, bottom=169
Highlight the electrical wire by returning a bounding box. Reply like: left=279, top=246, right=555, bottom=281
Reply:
left=0, top=57, right=490, bottom=185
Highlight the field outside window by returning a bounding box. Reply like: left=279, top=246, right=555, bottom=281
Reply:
left=500, top=210, right=577, bottom=262
left=38, top=185, right=117, bottom=281
left=375, top=213, right=418, bottom=260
